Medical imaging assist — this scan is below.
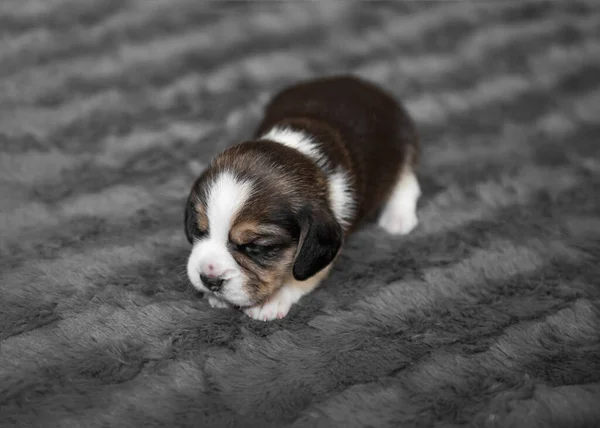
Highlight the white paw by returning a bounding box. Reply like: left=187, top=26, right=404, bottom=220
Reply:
left=378, top=207, right=418, bottom=235
left=207, top=294, right=230, bottom=309
left=243, top=290, right=295, bottom=321
left=378, top=170, right=421, bottom=235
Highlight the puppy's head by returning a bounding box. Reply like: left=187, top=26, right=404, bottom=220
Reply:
left=184, top=142, right=343, bottom=307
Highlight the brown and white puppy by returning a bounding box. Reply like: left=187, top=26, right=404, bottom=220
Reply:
left=185, top=76, right=420, bottom=321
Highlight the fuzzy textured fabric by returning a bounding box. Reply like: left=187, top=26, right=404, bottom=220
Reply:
left=1, top=1, right=600, bottom=427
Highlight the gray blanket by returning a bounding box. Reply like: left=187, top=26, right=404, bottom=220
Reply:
left=1, top=1, right=600, bottom=427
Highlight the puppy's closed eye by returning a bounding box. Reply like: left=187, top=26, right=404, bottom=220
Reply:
left=237, top=241, right=283, bottom=258
left=237, top=242, right=268, bottom=257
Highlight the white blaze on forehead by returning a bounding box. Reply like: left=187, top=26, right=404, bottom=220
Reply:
left=186, top=170, right=254, bottom=306
left=206, top=170, right=253, bottom=241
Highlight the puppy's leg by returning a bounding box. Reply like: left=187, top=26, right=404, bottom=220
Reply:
left=244, top=265, right=332, bottom=321
left=378, top=167, right=421, bottom=235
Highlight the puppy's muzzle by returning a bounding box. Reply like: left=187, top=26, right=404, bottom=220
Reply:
left=200, top=274, right=225, bottom=292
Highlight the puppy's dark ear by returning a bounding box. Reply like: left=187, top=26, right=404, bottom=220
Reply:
left=184, top=195, right=197, bottom=245
left=292, top=205, right=343, bottom=281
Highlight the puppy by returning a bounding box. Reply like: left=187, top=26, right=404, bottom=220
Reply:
left=184, top=76, right=421, bottom=321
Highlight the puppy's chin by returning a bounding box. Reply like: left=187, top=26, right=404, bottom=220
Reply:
left=214, top=276, right=256, bottom=307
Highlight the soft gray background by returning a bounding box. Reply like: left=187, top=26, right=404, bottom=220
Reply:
left=1, top=1, right=600, bottom=427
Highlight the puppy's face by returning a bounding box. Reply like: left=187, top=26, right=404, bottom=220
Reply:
left=184, top=143, right=343, bottom=307
left=185, top=146, right=342, bottom=307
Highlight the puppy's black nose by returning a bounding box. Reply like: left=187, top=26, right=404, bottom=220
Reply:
left=200, top=274, right=225, bottom=292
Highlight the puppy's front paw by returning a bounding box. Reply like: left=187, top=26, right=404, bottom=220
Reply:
left=243, top=290, right=295, bottom=321
left=207, top=295, right=230, bottom=309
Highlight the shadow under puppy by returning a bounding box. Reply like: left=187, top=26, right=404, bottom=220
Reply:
left=184, top=76, right=421, bottom=321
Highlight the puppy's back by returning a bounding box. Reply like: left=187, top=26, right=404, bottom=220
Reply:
left=255, top=75, right=419, bottom=229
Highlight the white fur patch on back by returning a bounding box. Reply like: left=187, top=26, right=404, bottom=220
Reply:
left=328, top=170, right=355, bottom=228
left=261, top=125, right=355, bottom=228
left=261, top=126, right=327, bottom=168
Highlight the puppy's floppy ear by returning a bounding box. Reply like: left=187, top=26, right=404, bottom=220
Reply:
left=184, top=194, right=197, bottom=245
left=292, top=204, right=343, bottom=281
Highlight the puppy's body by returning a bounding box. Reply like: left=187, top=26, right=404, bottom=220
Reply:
left=185, top=76, right=420, bottom=321
left=256, top=76, right=419, bottom=232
